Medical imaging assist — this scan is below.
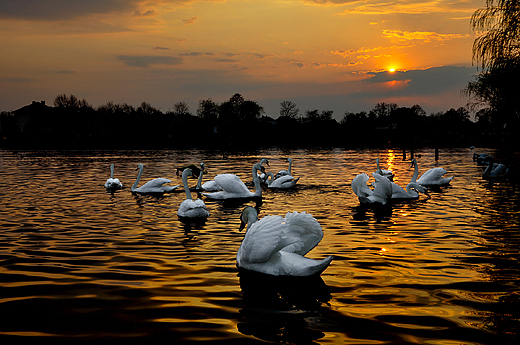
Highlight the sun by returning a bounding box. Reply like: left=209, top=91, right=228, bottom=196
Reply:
left=388, top=68, right=396, bottom=73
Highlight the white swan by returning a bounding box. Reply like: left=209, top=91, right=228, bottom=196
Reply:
left=177, top=168, right=210, bottom=218
left=416, top=166, right=454, bottom=187
left=388, top=159, right=429, bottom=199
left=188, top=163, right=206, bottom=192
left=275, top=158, right=293, bottom=179
left=237, top=206, right=333, bottom=276
left=104, top=163, right=123, bottom=190
left=202, top=163, right=265, bottom=200
left=482, top=160, right=509, bottom=179
left=131, top=163, right=179, bottom=194
left=351, top=172, right=393, bottom=204
left=376, top=158, right=394, bottom=180
left=264, top=172, right=300, bottom=189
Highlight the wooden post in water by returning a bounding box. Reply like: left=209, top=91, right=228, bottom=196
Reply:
left=402, top=149, right=406, bottom=160
left=435, top=148, right=439, bottom=161
left=410, top=148, right=414, bottom=160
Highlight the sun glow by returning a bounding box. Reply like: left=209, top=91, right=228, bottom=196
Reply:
left=389, top=68, right=396, bottom=73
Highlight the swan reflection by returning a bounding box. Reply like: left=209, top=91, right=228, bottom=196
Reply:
left=237, top=269, right=331, bottom=343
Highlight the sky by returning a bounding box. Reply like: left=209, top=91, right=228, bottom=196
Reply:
left=0, top=0, right=484, bottom=120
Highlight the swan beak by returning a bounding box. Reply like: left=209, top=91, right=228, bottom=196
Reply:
left=239, top=220, right=247, bottom=232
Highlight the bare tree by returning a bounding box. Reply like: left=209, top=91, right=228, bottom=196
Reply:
left=279, top=100, right=299, bottom=118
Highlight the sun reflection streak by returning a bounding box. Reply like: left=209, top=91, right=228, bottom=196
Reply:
left=386, top=149, right=395, bottom=174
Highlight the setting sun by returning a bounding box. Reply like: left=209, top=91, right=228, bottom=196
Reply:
left=389, top=68, right=396, bottom=73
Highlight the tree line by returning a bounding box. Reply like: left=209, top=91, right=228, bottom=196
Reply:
left=0, top=93, right=511, bottom=149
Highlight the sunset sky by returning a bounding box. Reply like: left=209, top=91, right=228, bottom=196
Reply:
left=0, top=0, right=483, bottom=120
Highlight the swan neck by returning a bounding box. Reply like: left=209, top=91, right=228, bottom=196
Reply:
left=252, top=164, right=262, bottom=196
left=110, top=163, right=115, bottom=179
left=182, top=170, right=193, bottom=199
left=196, top=168, right=204, bottom=189
left=288, top=158, right=292, bottom=175
left=406, top=183, right=418, bottom=197
left=411, top=160, right=419, bottom=182
left=132, top=165, right=143, bottom=191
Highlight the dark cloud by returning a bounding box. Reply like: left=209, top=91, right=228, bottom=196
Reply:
left=0, top=0, right=139, bottom=21
left=117, top=55, right=183, bottom=68
left=365, top=66, right=477, bottom=96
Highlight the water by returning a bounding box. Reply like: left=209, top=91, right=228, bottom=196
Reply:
left=1, top=147, right=519, bottom=343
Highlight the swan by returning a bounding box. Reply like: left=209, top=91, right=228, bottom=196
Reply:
left=275, top=158, right=293, bottom=179
left=375, top=158, right=394, bottom=180
left=237, top=206, right=333, bottom=276
left=202, top=163, right=265, bottom=200
left=387, top=159, right=429, bottom=199
left=352, top=172, right=393, bottom=204
left=473, top=153, right=493, bottom=166
left=104, top=163, right=123, bottom=190
left=131, top=163, right=179, bottom=194
left=264, top=172, right=300, bottom=189
left=482, top=160, right=509, bottom=179
left=177, top=168, right=210, bottom=218
left=416, top=167, right=454, bottom=186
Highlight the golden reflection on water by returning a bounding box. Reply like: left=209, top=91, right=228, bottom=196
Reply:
left=0, top=148, right=519, bottom=343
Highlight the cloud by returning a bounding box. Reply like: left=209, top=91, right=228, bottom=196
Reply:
left=183, top=16, right=198, bottom=25
left=117, top=55, right=183, bottom=68
left=382, top=29, right=469, bottom=43
left=364, top=65, right=477, bottom=95
left=0, top=0, right=139, bottom=21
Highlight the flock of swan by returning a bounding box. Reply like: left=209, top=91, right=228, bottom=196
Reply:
left=351, top=158, right=453, bottom=205
left=473, top=152, right=510, bottom=179
left=103, top=151, right=507, bottom=278
left=104, top=158, right=331, bottom=277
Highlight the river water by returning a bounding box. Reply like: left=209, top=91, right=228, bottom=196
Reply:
left=1, top=147, right=519, bottom=344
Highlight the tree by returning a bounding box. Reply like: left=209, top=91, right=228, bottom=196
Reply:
left=170, top=101, right=191, bottom=116
left=465, top=1, right=520, bottom=131
left=279, top=101, right=299, bottom=118
left=54, top=94, right=91, bottom=109
left=471, top=0, right=520, bottom=70
left=197, top=99, right=220, bottom=123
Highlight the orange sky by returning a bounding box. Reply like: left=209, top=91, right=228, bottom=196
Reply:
left=0, top=0, right=482, bottom=119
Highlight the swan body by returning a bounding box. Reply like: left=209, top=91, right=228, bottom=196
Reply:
left=482, top=161, right=509, bottom=179
left=178, top=168, right=210, bottom=218
left=104, top=163, right=123, bottom=190
left=264, top=172, right=300, bottom=189
left=416, top=167, right=454, bottom=186
left=389, top=181, right=428, bottom=199
left=351, top=172, right=393, bottom=204
left=376, top=158, right=394, bottom=180
left=203, top=163, right=265, bottom=200
left=131, top=163, right=179, bottom=194
left=275, top=158, right=293, bottom=179
left=237, top=206, right=333, bottom=276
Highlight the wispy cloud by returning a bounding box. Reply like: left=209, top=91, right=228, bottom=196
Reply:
left=183, top=16, right=198, bottom=25
left=117, top=55, right=183, bottom=68
left=382, top=29, right=469, bottom=43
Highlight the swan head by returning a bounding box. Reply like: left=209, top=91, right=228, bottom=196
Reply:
left=409, top=182, right=429, bottom=196
left=239, top=206, right=258, bottom=232
left=136, top=163, right=143, bottom=171
left=410, top=158, right=417, bottom=168
left=259, top=158, right=270, bottom=167
left=182, top=168, right=194, bottom=179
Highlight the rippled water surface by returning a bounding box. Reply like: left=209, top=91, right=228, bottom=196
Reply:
left=1, top=147, right=519, bottom=344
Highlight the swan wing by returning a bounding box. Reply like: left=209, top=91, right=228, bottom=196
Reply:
left=177, top=199, right=209, bottom=218
left=370, top=172, right=392, bottom=203
left=238, top=215, right=288, bottom=264
left=202, top=180, right=223, bottom=192
left=213, top=174, right=250, bottom=194
left=140, top=178, right=173, bottom=189
left=269, top=175, right=298, bottom=188
left=417, top=168, right=448, bottom=184
left=351, top=173, right=371, bottom=199
left=278, top=211, right=323, bottom=255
